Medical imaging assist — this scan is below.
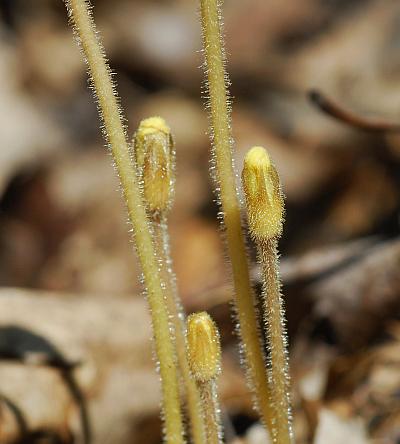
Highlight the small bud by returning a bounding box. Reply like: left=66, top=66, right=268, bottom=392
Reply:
left=134, top=117, right=174, bottom=214
left=186, top=312, right=221, bottom=382
left=241, top=146, right=284, bottom=239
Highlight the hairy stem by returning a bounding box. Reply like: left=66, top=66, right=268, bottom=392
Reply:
left=153, top=219, right=205, bottom=444
left=259, top=238, right=292, bottom=444
left=199, top=0, right=273, bottom=433
left=186, top=312, right=223, bottom=444
left=197, top=381, right=222, bottom=444
left=65, top=1, right=184, bottom=442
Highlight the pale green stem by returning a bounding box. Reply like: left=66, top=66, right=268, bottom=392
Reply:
left=153, top=219, right=205, bottom=444
left=199, top=0, right=274, bottom=434
left=197, top=380, right=223, bottom=444
left=65, top=1, right=184, bottom=442
left=259, top=238, right=293, bottom=444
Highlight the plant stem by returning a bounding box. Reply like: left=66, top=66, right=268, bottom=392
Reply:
left=241, top=146, right=293, bottom=444
left=153, top=219, right=205, bottom=444
left=199, top=0, right=274, bottom=433
left=259, top=238, right=292, bottom=444
left=186, top=312, right=223, bottom=444
left=65, top=1, right=184, bottom=442
left=197, top=380, right=222, bottom=444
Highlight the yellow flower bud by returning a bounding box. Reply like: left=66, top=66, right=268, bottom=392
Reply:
left=186, top=312, right=221, bottom=383
left=241, top=146, right=284, bottom=239
left=134, top=117, right=174, bottom=214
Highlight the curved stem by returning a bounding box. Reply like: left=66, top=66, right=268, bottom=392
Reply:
left=309, top=89, right=400, bottom=132
left=199, top=0, right=274, bottom=433
left=65, top=1, right=184, bottom=442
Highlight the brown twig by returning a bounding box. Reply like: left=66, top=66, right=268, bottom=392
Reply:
left=308, top=89, right=400, bottom=133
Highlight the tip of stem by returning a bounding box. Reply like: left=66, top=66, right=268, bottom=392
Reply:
left=186, top=312, right=221, bottom=383
left=242, top=146, right=284, bottom=240
left=138, top=116, right=171, bottom=137
left=245, top=146, right=271, bottom=169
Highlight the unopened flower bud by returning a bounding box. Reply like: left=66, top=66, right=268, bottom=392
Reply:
left=134, top=117, right=174, bottom=214
left=186, top=312, right=221, bottom=383
left=241, top=146, right=284, bottom=239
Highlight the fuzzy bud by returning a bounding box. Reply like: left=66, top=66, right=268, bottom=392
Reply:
left=242, top=146, right=284, bottom=239
left=186, top=312, right=221, bottom=383
left=134, top=117, right=174, bottom=214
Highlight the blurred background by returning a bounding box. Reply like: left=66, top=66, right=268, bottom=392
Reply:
left=0, top=0, right=399, bottom=442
